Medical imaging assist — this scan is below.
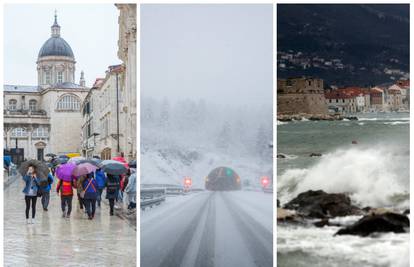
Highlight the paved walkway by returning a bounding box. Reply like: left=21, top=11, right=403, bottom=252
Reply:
left=4, top=176, right=136, bottom=267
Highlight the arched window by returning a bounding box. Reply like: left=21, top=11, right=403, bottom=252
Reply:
left=32, top=127, right=49, bottom=138
left=57, top=71, right=63, bottom=84
left=11, top=128, right=27, bottom=137
left=9, top=99, right=17, bottom=110
left=56, top=94, right=81, bottom=111
left=29, top=100, right=37, bottom=111
left=45, top=71, right=51, bottom=84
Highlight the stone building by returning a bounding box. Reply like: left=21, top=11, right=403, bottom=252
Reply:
left=80, top=4, right=136, bottom=162
left=277, top=77, right=328, bottom=115
left=116, top=4, right=137, bottom=160
left=81, top=65, right=128, bottom=160
left=369, top=87, right=385, bottom=111
left=325, top=91, right=357, bottom=113
left=4, top=14, right=89, bottom=163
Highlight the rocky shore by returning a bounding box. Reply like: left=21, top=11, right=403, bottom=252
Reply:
left=278, top=190, right=410, bottom=237
left=277, top=113, right=358, bottom=122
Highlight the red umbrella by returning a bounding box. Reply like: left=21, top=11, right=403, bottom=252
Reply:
left=72, top=163, right=97, bottom=177
left=112, top=157, right=129, bottom=168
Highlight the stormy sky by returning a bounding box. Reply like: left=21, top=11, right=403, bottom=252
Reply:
left=141, top=4, right=273, bottom=107
left=4, top=4, right=120, bottom=88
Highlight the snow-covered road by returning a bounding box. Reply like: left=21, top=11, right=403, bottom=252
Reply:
left=141, top=191, right=273, bottom=267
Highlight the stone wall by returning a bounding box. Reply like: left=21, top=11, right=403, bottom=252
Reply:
left=277, top=93, right=328, bottom=115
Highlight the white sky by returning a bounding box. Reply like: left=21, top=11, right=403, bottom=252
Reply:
left=141, top=4, right=273, bottom=106
left=4, top=4, right=121, bottom=88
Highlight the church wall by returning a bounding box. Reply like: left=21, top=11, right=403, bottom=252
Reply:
left=41, top=89, right=88, bottom=155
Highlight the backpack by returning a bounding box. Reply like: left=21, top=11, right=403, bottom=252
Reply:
left=60, top=180, right=73, bottom=196
left=83, top=178, right=97, bottom=194
left=38, top=178, right=48, bottom=187
left=107, top=177, right=119, bottom=193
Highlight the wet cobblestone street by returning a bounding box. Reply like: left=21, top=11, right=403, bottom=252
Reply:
left=4, top=177, right=136, bottom=267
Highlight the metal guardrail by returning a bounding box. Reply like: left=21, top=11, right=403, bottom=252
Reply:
left=263, top=187, right=273, bottom=193
left=140, top=184, right=205, bottom=210
left=141, top=188, right=166, bottom=210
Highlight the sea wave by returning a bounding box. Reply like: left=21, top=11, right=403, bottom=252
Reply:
left=278, top=225, right=409, bottom=267
left=277, top=120, right=288, bottom=125
left=358, top=117, right=409, bottom=122
left=278, top=146, right=409, bottom=208
left=383, top=121, right=409, bottom=125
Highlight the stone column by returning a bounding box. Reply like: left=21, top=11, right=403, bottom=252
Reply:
left=27, top=126, right=33, bottom=159
left=6, top=128, right=11, bottom=150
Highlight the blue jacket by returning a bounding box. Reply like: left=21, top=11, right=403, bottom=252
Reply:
left=82, top=177, right=98, bottom=199
left=95, top=170, right=106, bottom=189
left=40, top=173, right=54, bottom=192
left=22, top=175, right=40, bottom=195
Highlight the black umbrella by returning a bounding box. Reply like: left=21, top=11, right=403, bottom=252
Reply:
left=18, top=160, right=49, bottom=179
left=128, top=160, right=136, bottom=168
left=45, top=153, right=57, bottom=158
left=100, top=160, right=128, bottom=175
left=78, top=159, right=101, bottom=167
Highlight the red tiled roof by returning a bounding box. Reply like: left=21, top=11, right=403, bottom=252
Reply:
left=325, top=91, right=354, bottom=99
left=397, top=79, right=410, bottom=88
left=92, top=78, right=105, bottom=88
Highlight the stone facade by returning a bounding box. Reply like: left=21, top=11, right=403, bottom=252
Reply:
left=80, top=4, right=136, bottom=162
left=116, top=4, right=137, bottom=160
left=277, top=77, right=328, bottom=115
left=81, top=66, right=129, bottom=160
left=4, top=15, right=88, bottom=162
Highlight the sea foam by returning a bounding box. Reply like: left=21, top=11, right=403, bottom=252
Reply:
left=278, top=146, right=409, bottom=208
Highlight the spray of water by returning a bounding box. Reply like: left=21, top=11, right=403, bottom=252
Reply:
left=278, top=146, right=409, bottom=208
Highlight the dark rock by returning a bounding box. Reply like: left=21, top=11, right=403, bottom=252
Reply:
left=309, top=153, right=322, bottom=157
left=277, top=154, right=286, bottom=159
left=308, top=117, right=321, bottom=121
left=313, top=219, right=341, bottom=228
left=278, top=118, right=292, bottom=122
left=362, top=206, right=372, bottom=212
left=346, top=116, right=359, bottom=121
left=284, top=190, right=362, bottom=219
left=335, top=212, right=410, bottom=237
left=403, top=209, right=410, bottom=215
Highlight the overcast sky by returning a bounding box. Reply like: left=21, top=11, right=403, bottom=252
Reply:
left=4, top=4, right=121, bottom=88
left=141, top=4, right=273, bottom=106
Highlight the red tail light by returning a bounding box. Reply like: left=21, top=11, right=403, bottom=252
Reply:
left=184, top=177, right=192, bottom=187
left=261, top=176, right=270, bottom=187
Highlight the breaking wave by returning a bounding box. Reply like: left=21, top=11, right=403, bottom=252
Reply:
left=278, top=146, right=409, bottom=208
left=383, top=121, right=409, bottom=125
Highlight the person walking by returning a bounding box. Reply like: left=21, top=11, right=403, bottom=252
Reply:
left=105, top=174, right=120, bottom=216
left=56, top=176, right=75, bottom=218
left=124, top=169, right=136, bottom=210
left=81, top=173, right=98, bottom=220
left=41, top=172, right=54, bottom=211
left=76, top=175, right=86, bottom=210
left=22, top=166, right=41, bottom=224
left=95, top=168, right=106, bottom=207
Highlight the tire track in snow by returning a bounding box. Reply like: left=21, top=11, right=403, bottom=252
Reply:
left=194, top=192, right=216, bottom=267
left=158, top=193, right=212, bottom=267
left=220, top=192, right=273, bottom=267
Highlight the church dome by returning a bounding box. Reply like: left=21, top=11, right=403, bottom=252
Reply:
left=38, top=13, right=74, bottom=59
left=38, top=37, right=74, bottom=58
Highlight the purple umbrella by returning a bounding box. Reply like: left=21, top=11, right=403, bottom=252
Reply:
left=56, top=163, right=76, bottom=182
left=72, top=163, right=97, bottom=177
